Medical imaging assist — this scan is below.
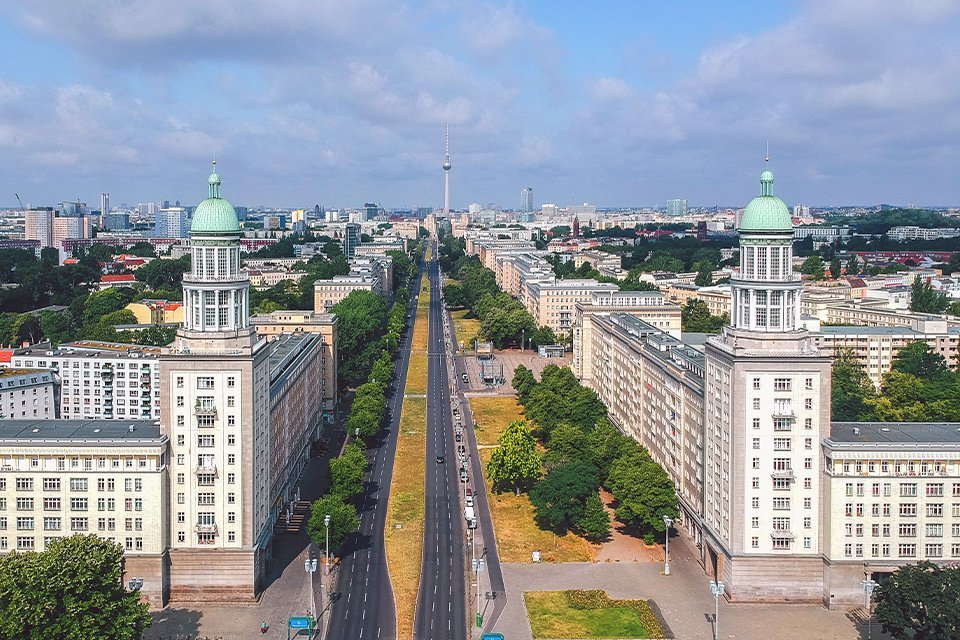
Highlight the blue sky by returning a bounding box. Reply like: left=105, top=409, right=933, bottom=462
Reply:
left=0, top=0, right=959, bottom=210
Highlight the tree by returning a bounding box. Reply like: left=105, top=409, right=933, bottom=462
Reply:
left=892, top=341, right=949, bottom=379
left=910, top=276, right=949, bottom=314
left=8, top=314, right=42, bottom=346
left=845, top=254, right=861, bottom=275
left=0, top=534, right=152, bottom=640
left=586, top=419, right=643, bottom=481
left=694, top=261, right=713, bottom=287
left=680, top=299, right=727, bottom=333
left=829, top=257, right=842, bottom=279
left=329, top=452, right=366, bottom=500
left=82, top=289, right=134, bottom=328
left=134, top=256, right=189, bottom=291
left=548, top=423, right=589, bottom=464
left=799, top=256, right=825, bottom=279
left=606, top=455, right=679, bottom=534
left=331, top=290, right=387, bottom=386
left=577, top=494, right=612, bottom=542
left=875, top=562, right=960, bottom=640
left=511, top=365, right=536, bottom=402
left=38, top=310, right=75, bottom=345
left=307, top=495, right=360, bottom=556
left=486, top=420, right=542, bottom=495
left=831, top=351, right=876, bottom=421
left=529, top=462, right=599, bottom=534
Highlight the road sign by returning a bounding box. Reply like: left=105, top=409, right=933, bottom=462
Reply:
left=289, top=616, right=311, bottom=629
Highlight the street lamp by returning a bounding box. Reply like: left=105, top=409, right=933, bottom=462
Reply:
left=708, top=580, right=724, bottom=640
left=324, top=514, right=331, bottom=575
left=862, top=578, right=878, bottom=640
left=304, top=556, right=318, bottom=627
left=662, top=516, right=673, bottom=576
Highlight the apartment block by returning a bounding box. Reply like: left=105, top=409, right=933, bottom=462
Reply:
left=0, top=369, right=56, bottom=420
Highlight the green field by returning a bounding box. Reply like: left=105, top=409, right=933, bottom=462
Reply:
left=524, top=590, right=661, bottom=639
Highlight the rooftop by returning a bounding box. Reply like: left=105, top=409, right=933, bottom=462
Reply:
left=0, top=419, right=163, bottom=444
left=829, top=422, right=960, bottom=445
left=0, top=368, right=53, bottom=378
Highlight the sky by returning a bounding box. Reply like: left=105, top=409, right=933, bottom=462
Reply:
left=1, top=0, right=959, bottom=210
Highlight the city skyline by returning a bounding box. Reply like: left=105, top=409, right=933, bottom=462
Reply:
left=1, top=1, right=960, bottom=208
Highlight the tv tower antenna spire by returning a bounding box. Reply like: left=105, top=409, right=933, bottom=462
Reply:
left=442, top=124, right=452, bottom=214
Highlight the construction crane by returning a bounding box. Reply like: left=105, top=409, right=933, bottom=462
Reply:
left=15, top=193, right=25, bottom=214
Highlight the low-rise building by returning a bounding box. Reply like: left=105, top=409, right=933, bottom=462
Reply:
left=524, top=279, right=618, bottom=334
left=126, top=300, right=185, bottom=325
left=313, top=275, right=378, bottom=312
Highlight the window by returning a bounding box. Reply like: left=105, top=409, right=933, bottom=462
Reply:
left=927, top=524, right=944, bottom=537
left=804, top=498, right=812, bottom=509
left=927, top=503, right=944, bottom=518
left=197, top=474, right=216, bottom=486
left=69, top=498, right=88, bottom=512
left=926, top=544, right=944, bottom=558
left=927, top=483, right=944, bottom=497
left=773, top=438, right=791, bottom=451
left=227, top=396, right=235, bottom=408
left=752, top=418, right=760, bottom=430
left=198, top=435, right=215, bottom=448
left=178, top=531, right=186, bottom=543
left=16, top=517, right=34, bottom=530
left=198, top=493, right=215, bottom=506
left=44, top=517, right=61, bottom=531
left=176, top=376, right=184, bottom=388
left=899, top=523, right=916, bottom=537
left=177, top=473, right=185, bottom=485
left=227, top=376, right=235, bottom=388
left=43, top=478, right=60, bottom=491
left=228, top=531, right=236, bottom=542
left=69, top=478, right=87, bottom=492
left=773, top=497, right=790, bottom=510
left=228, top=435, right=236, bottom=446
left=901, top=484, right=918, bottom=497
left=752, top=438, right=760, bottom=450
left=16, top=478, right=33, bottom=491
left=773, top=378, right=791, bottom=392
left=227, top=473, right=235, bottom=485
left=70, top=517, right=88, bottom=531
left=197, top=376, right=215, bottom=389
left=44, top=498, right=61, bottom=511
left=228, top=512, right=236, bottom=523
left=228, top=454, right=236, bottom=465
left=898, top=544, right=917, bottom=558
left=753, top=378, right=761, bottom=390
left=804, top=418, right=812, bottom=430
left=751, top=537, right=759, bottom=548
left=804, top=378, right=813, bottom=390
left=900, top=504, right=917, bottom=517
left=227, top=493, right=236, bottom=504
left=752, top=458, right=760, bottom=470
left=752, top=477, right=760, bottom=489
left=177, top=434, right=185, bottom=446
left=16, top=498, right=34, bottom=511
left=751, top=517, right=759, bottom=528
left=753, top=398, right=760, bottom=410
left=804, top=398, right=813, bottom=410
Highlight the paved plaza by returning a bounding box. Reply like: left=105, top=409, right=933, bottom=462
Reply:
left=488, top=533, right=874, bottom=640
left=459, top=349, right=571, bottom=396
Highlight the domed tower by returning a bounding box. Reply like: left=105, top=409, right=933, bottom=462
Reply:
left=731, top=167, right=800, bottom=332
left=179, top=161, right=253, bottom=343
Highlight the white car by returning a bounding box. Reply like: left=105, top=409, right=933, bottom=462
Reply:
left=465, top=495, right=474, bottom=508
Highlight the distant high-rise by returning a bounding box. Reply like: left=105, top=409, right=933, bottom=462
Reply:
left=104, top=212, right=131, bottom=231
left=100, top=193, right=110, bottom=224
left=344, top=223, right=361, bottom=259
left=25, top=208, right=54, bottom=248
left=442, top=124, right=451, bottom=214
left=521, top=187, right=534, bottom=213
left=155, top=207, right=188, bottom=238
left=58, top=200, right=87, bottom=218
left=666, top=199, right=688, bottom=217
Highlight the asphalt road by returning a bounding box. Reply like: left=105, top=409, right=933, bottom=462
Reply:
left=328, top=263, right=424, bottom=640
left=413, top=250, right=468, bottom=639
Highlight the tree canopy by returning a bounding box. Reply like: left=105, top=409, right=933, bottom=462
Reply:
left=680, top=299, right=728, bottom=333
left=875, top=562, right=960, bottom=640
left=486, top=420, right=542, bottom=495
left=0, top=535, right=152, bottom=640
left=307, top=494, right=360, bottom=556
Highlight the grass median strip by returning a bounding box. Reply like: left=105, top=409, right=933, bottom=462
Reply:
left=384, top=272, right=430, bottom=639
left=524, top=590, right=661, bottom=639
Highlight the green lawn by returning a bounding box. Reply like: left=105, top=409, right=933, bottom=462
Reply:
left=524, top=590, right=661, bottom=639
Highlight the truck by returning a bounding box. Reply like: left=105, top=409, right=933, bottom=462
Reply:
left=464, top=505, right=475, bottom=521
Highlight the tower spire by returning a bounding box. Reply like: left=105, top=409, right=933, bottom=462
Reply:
left=442, top=124, right=451, bottom=214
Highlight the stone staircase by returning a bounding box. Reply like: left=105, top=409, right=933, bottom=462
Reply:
left=273, top=500, right=311, bottom=535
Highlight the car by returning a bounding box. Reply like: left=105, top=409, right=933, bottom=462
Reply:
left=459, top=451, right=466, bottom=462
left=455, top=434, right=462, bottom=442
left=436, top=456, right=445, bottom=464
left=459, top=470, right=468, bottom=483
left=465, top=487, right=473, bottom=497
left=465, top=496, right=474, bottom=508
left=457, top=445, right=466, bottom=453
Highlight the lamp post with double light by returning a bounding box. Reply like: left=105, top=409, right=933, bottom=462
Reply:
left=708, top=580, right=724, bottom=640
left=663, top=515, right=673, bottom=576
left=862, top=578, right=878, bottom=640
left=324, top=514, right=331, bottom=574
left=304, top=556, right=318, bottom=629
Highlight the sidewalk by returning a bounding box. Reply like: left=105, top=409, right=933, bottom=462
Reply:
left=489, top=533, right=867, bottom=640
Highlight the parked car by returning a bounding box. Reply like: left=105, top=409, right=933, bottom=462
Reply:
left=459, top=470, right=468, bottom=483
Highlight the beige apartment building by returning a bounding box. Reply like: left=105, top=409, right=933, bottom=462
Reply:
left=524, top=279, right=619, bottom=334
left=666, top=283, right=733, bottom=317
left=0, top=419, right=169, bottom=602
left=313, top=275, right=378, bottom=312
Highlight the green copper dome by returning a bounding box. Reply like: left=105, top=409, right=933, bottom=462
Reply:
left=739, top=168, right=792, bottom=233
left=190, top=162, right=241, bottom=236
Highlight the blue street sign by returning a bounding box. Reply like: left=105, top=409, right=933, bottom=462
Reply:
left=289, top=616, right=310, bottom=629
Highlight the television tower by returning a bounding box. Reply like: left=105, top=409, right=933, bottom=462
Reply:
left=442, top=124, right=451, bottom=214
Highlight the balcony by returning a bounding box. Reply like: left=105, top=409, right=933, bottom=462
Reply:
left=194, top=523, right=218, bottom=534
left=771, top=468, right=794, bottom=480
left=194, top=463, right=218, bottom=476
left=771, top=408, right=795, bottom=419
left=182, top=273, right=248, bottom=284
left=771, top=529, right=795, bottom=540
left=194, top=405, right=218, bottom=418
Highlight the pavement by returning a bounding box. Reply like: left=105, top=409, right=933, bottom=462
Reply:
left=457, top=349, right=572, bottom=396
left=488, top=532, right=872, bottom=640
left=414, top=249, right=467, bottom=639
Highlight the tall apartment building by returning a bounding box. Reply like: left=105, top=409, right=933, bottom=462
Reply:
left=520, top=187, right=534, bottom=213
left=576, top=167, right=960, bottom=607
left=52, top=215, right=93, bottom=252
left=0, top=369, right=56, bottom=419
left=9, top=342, right=161, bottom=421
left=155, top=207, right=188, bottom=238
left=313, top=275, right=379, bottom=312
left=0, top=166, right=338, bottom=607
left=24, top=209, right=54, bottom=248
left=666, top=198, right=688, bottom=217
left=343, top=222, right=361, bottom=259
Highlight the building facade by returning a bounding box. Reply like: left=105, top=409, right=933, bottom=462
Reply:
left=0, top=369, right=56, bottom=420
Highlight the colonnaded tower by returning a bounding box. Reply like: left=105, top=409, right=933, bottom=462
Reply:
left=702, top=163, right=833, bottom=602
left=160, top=162, right=273, bottom=601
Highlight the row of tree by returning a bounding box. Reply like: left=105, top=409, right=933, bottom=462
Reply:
left=486, top=364, right=679, bottom=543
left=306, top=269, right=414, bottom=558
left=439, top=252, right=557, bottom=348
left=680, top=299, right=728, bottom=333
left=832, top=341, right=960, bottom=422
